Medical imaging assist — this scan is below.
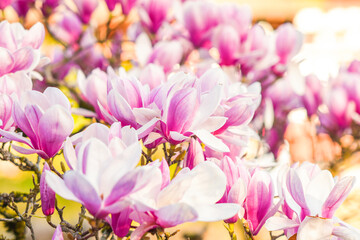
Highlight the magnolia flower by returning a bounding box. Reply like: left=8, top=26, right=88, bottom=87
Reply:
left=0, top=20, right=45, bottom=77
left=77, top=69, right=108, bottom=120
left=275, top=23, right=303, bottom=65
left=139, top=64, right=166, bottom=90
left=100, top=67, right=150, bottom=127
left=138, top=0, right=174, bottom=33
left=129, top=161, right=240, bottom=240
left=0, top=72, right=32, bottom=133
left=0, top=87, right=74, bottom=159
left=73, top=0, right=98, bottom=24
left=266, top=162, right=356, bottom=238
left=147, top=40, right=183, bottom=73
left=46, top=128, right=162, bottom=218
left=183, top=137, right=204, bottom=169
left=50, top=10, right=83, bottom=45
left=183, top=0, right=219, bottom=48
left=40, top=162, right=55, bottom=216
left=218, top=156, right=248, bottom=223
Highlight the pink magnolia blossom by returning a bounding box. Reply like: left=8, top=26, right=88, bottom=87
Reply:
left=47, top=126, right=162, bottom=218
left=319, top=87, right=355, bottom=134
left=139, top=64, right=166, bottom=90
left=100, top=67, right=150, bottom=128
left=0, top=72, right=32, bottom=132
left=50, top=10, right=83, bottom=45
left=183, top=137, right=204, bottom=169
left=244, top=168, right=281, bottom=235
left=129, top=161, right=240, bottom=240
left=77, top=69, right=108, bottom=120
left=138, top=0, right=174, bottom=33
left=275, top=23, right=303, bottom=65
left=302, top=75, right=323, bottom=116
left=266, top=162, right=356, bottom=238
left=147, top=40, right=183, bottom=73
left=183, top=1, right=219, bottom=48
left=40, top=162, right=55, bottom=216
left=0, top=87, right=74, bottom=159
left=52, top=225, right=64, bottom=240
left=109, top=207, right=133, bottom=237
left=0, top=20, right=45, bottom=77
left=73, top=0, right=98, bottom=24
left=212, top=25, right=240, bottom=66
left=218, top=3, right=252, bottom=42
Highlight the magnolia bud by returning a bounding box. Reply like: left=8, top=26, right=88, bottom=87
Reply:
left=40, top=162, right=55, bottom=216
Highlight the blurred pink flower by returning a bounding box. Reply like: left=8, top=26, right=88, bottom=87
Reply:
left=0, top=20, right=45, bottom=77
left=73, top=0, right=98, bottom=24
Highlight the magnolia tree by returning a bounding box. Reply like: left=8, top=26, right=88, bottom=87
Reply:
left=0, top=0, right=359, bottom=240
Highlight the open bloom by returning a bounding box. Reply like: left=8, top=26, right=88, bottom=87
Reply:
left=0, top=20, right=45, bottom=77
left=129, top=161, right=240, bottom=240
left=266, top=162, right=356, bottom=238
left=46, top=126, right=162, bottom=218
left=0, top=87, right=74, bottom=159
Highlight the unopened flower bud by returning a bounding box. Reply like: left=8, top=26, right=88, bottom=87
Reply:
left=40, top=162, right=55, bottom=216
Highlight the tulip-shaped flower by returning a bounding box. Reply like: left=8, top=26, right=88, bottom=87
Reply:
left=138, top=0, right=174, bottom=33
left=244, top=168, right=281, bottom=235
left=302, top=75, right=323, bottom=116
left=183, top=138, right=205, bottom=169
left=52, top=225, right=64, bottom=240
left=275, top=23, right=303, bottom=66
left=73, top=0, right=98, bottom=24
left=183, top=1, right=219, bottom=48
left=218, top=156, right=249, bottom=223
left=101, top=67, right=151, bottom=127
left=129, top=161, right=240, bottom=240
left=147, top=40, right=183, bottom=73
left=40, top=162, right=55, bottom=216
left=319, top=87, right=355, bottom=135
left=0, top=87, right=74, bottom=159
left=0, top=72, right=32, bottom=133
left=46, top=126, right=162, bottom=218
left=77, top=69, right=108, bottom=120
left=266, top=162, right=356, bottom=239
left=0, top=20, right=45, bottom=77
left=50, top=10, right=83, bottom=45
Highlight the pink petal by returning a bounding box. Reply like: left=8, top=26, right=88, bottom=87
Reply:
left=322, top=176, right=355, bottom=218
left=156, top=203, right=198, bottom=228
left=22, top=22, right=45, bottom=49
left=12, top=47, right=38, bottom=72
left=0, top=47, right=14, bottom=76
left=38, top=105, right=74, bottom=159
left=63, top=171, right=102, bottom=217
